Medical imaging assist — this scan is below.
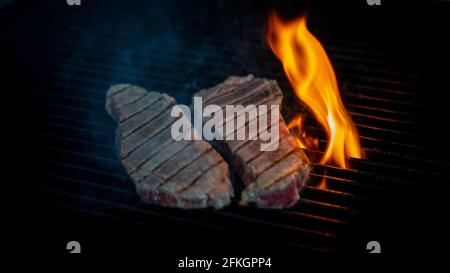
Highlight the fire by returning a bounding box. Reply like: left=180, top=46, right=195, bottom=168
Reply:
left=267, top=13, right=363, bottom=170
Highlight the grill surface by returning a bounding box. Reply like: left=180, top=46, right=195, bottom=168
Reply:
left=4, top=0, right=449, bottom=257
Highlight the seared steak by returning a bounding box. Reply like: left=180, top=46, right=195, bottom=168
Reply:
left=193, top=75, right=310, bottom=208
left=106, top=84, right=233, bottom=209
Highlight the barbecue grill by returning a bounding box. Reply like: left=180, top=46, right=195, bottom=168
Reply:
left=4, top=0, right=449, bottom=261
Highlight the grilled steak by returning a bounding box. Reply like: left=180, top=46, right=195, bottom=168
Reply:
left=106, top=84, right=233, bottom=209
left=193, top=75, right=310, bottom=208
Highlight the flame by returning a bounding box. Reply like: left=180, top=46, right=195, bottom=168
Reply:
left=317, top=176, right=327, bottom=190
left=267, top=12, right=363, bottom=170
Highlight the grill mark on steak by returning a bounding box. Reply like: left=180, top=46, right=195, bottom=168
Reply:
left=121, top=107, right=174, bottom=157
left=254, top=153, right=305, bottom=189
left=262, top=167, right=303, bottom=192
left=122, top=115, right=175, bottom=161
left=222, top=95, right=282, bottom=145
left=137, top=168, right=231, bottom=209
left=217, top=98, right=271, bottom=143
left=119, top=92, right=162, bottom=122
left=154, top=142, right=212, bottom=180
left=228, top=109, right=280, bottom=153
left=161, top=153, right=224, bottom=194
left=114, top=87, right=148, bottom=109
left=131, top=139, right=192, bottom=182
left=108, top=84, right=132, bottom=97
left=237, top=137, right=297, bottom=187
left=240, top=155, right=307, bottom=208
left=237, top=87, right=280, bottom=107
left=123, top=125, right=174, bottom=171
left=235, top=122, right=279, bottom=164
left=229, top=114, right=280, bottom=153
left=247, top=138, right=300, bottom=170
left=121, top=99, right=173, bottom=139
left=177, top=160, right=224, bottom=193
left=253, top=149, right=298, bottom=181
left=201, top=75, right=254, bottom=104
left=234, top=116, right=277, bottom=154
left=149, top=141, right=195, bottom=175
left=201, top=83, right=240, bottom=105
left=201, top=81, right=281, bottom=145
left=223, top=87, right=281, bottom=133
left=179, top=164, right=231, bottom=200
left=206, top=79, right=268, bottom=107
left=241, top=171, right=302, bottom=209
left=243, top=122, right=294, bottom=164
left=231, top=123, right=294, bottom=188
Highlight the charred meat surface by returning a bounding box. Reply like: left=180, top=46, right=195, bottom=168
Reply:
left=106, top=84, right=233, bottom=209
left=193, top=75, right=310, bottom=208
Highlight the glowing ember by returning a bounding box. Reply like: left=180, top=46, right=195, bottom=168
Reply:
left=267, top=12, right=363, bottom=172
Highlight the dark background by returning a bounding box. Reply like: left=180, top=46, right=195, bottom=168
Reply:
left=3, top=0, right=450, bottom=267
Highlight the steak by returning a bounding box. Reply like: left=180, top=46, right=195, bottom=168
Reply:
left=193, top=75, right=310, bottom=208
left=106, top=84, right=233, bottom=209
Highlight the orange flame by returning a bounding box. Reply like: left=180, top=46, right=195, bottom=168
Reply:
left=267, top=13, right=363, bottom=170
left=317, top=176, right=327, bottom=190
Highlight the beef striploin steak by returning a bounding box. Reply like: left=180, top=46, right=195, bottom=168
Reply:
left=106, top=84, right=233, bottom=209
left=193, top=75, right=310, bottom=208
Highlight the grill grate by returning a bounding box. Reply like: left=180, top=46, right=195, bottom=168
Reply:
left=3, top=0, right=449, bottom=254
